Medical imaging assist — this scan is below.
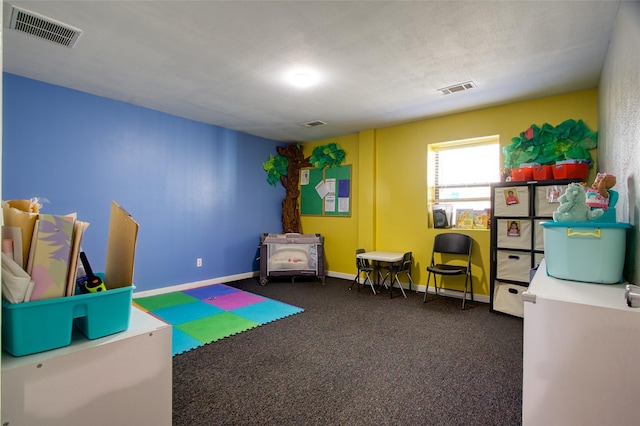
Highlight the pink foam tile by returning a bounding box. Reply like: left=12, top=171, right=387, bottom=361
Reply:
left=204, top=290, right=267, bottom=310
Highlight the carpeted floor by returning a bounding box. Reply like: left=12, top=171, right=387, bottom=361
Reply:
left=134, top=283, right=304, bottom=356
left=172, top=276, right=524, bottom=425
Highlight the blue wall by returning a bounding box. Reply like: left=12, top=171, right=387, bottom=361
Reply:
left=2, top=73, right=285, bottom=292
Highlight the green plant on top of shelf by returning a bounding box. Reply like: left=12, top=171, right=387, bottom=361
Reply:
left=503, top=119, right=598, bottom=169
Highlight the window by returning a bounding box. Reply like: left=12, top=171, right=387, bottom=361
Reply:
left=428, top=136, right=500, bottom=228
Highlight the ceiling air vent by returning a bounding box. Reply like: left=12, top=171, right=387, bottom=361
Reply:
left=301, top=120, right=327, bottom=128
left=9, top=6, right=82, bottom=48
left=438, top=81, right=476, bottom=95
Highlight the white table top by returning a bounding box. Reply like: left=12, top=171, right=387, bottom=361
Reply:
left=524, top=259, right=633, bottom=311
left=356, top=251, right=405, bottom=262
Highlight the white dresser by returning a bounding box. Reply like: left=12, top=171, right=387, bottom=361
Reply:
left=522, top=260, right=640, bottom=426
left=1, top=306, right=172, bottom=426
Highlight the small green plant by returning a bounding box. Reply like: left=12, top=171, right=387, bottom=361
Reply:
left=503, top=119, right=598, bottom=169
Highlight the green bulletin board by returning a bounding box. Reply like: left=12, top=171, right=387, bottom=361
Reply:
left=300, top=164, right=351, bottom=216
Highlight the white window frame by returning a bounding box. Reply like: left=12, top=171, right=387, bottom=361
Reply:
left=427, top=135, right=500, bottom=228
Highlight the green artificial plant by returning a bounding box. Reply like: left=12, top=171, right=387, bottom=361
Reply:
left=503, top=119, right=598, bottom=169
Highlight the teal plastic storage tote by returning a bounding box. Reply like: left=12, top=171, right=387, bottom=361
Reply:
left=540, top=221, right=631, bottom=284
left=2, top=285, right=132, bottom=357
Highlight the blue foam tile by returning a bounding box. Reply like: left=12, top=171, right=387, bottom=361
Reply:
left=152, top=300, right=225, bottom=325
left=172, top=328, right=203, bottom=356
left=183, top=284, right=241, bottom=300
left=232, top=299, right=304, bottom=325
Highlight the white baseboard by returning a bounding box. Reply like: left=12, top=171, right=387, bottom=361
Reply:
left=326, top=271, right=354, bottom=281
left=419, top=285, right=490, bottom=304
left=340, top=271, right=490, bottom=304
left=134, top=270, right=489, bottom=305
left=133, top=272, right=258, bottom=298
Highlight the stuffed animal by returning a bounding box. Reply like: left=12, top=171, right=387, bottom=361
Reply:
left=553, top=182, right=604, bottom=222
left=586, top=173, right=616, bottom=209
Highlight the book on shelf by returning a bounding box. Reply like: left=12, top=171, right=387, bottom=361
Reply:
left=455, top=209, right=474, bottom=229
left=473, top=209, right=491, bottom=229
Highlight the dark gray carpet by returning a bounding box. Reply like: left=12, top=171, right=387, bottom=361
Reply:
left=172, top=277, right=523, bottom=426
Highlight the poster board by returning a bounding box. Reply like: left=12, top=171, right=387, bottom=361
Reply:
left=300, top=165, right=351, bottom=217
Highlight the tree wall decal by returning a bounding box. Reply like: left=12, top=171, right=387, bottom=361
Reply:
left=263, top=142, right=346, bottom=233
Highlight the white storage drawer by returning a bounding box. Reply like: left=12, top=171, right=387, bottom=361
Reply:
left=493, top=186, right=530, bottom=217
left=534, top=185, right=564, bottom=216
left=493, top=281, right=525, bottom=318
left=497, top=219, right=532, bottom=250
left=496, top=250, right=532, bottom=282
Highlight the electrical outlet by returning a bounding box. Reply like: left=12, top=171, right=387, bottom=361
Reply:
left=196, top=258, right=203, bottom=267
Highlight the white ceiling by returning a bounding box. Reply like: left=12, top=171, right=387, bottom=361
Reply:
left=2, top=1, right=621, bottom=142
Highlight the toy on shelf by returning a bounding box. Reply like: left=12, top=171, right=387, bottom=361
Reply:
left=553, top=182, right=603, bottom=222
left=586, top=173, right=618, bottom=222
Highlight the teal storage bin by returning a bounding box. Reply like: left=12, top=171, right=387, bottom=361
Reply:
left=541, top=221, right=631, bottom=284
left=2, top=284, right=132, bottom=357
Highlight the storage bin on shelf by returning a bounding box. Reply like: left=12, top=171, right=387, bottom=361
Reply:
left=1, top=201, right=139, bottom=357
left=2, top=280, right=133, bottom=356
left=540, top=221, right=631, bottom=284
left=552, top=161, right=589, bottom=180
left=533, top=165, right=553, bottom=180
left=493, top=282, right=525, bottom=318
left=511, top=163, right=537, bottom=181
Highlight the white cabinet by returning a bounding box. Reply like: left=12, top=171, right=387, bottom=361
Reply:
left=2, top=307, right=172, bottom=426
left=522, top=260, right=640, bottom=426
left=490, top=179, right=577, bottom=317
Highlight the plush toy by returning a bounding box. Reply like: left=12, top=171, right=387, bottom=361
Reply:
left=586, top=173, right=616, bottom=209
left=553, top=182, right=604, bottom=222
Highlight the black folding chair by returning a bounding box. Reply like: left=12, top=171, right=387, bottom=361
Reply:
left=423, top=234, right=474, bottom=309
left=380, top=252, right=414, bottom=298
left=349, top=248, right=377, bottom=294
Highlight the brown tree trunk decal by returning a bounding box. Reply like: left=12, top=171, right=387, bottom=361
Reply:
left=277, top=144, right=311, bottom=233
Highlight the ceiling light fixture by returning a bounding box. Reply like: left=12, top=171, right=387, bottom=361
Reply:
left=288, top=69, right=320, bottom=88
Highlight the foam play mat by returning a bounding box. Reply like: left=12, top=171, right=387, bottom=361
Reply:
left=133, top=283, right=304, bottom=356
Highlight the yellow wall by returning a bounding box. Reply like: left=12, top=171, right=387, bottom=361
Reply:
left=301, top=89, right=598, bottom=297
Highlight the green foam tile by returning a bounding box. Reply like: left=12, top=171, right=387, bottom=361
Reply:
left=134, top=291, right=198, bottom=311
left=176, top=311, right=259, bottom=344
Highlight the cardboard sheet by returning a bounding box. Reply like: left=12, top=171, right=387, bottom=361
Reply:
left=104, top=201, right=139, bottom=289
left=2, top=204, right=38, bottom=270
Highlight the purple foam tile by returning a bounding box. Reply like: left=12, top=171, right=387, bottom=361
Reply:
left=183, top=283, right=241, bottom=300
left=204, top=291, right=267, bottom=310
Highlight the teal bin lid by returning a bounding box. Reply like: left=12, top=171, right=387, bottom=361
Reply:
left=540, top=221, right=632, bottom=229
